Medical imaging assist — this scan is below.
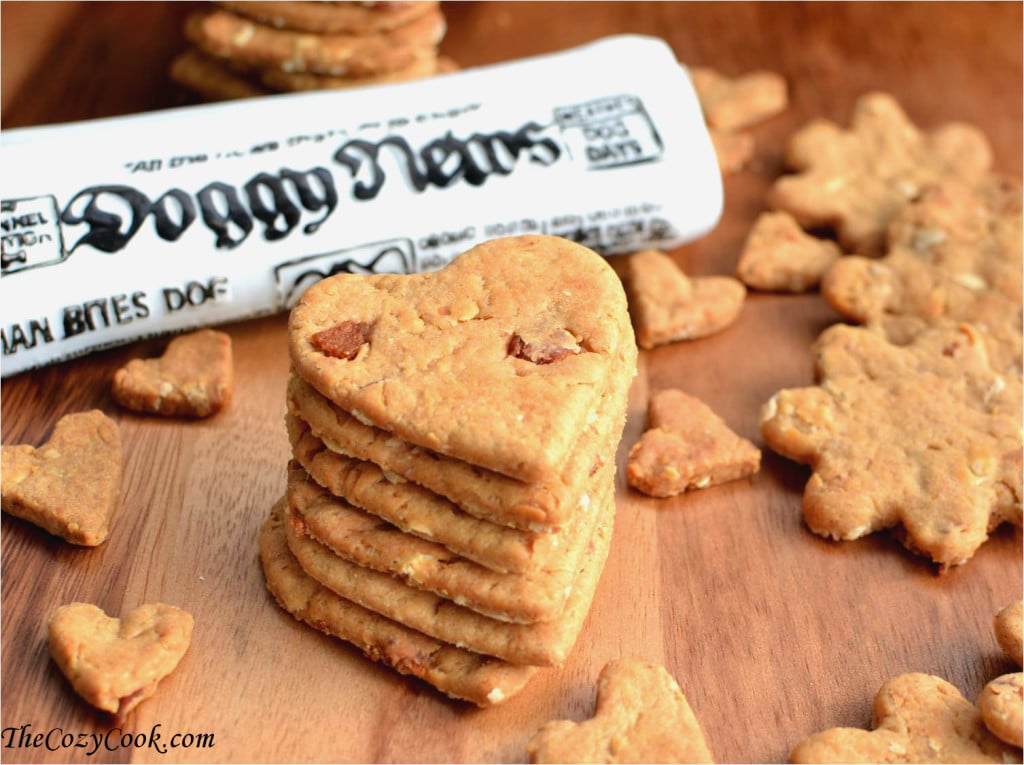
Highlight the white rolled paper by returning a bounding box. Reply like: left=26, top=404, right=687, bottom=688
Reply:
left=0, top=35, right=721, bottom=376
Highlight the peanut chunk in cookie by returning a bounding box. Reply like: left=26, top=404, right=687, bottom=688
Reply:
left=311, top=320, right=374, bottom=361
left=48, top=602, right=193, bottom=720
left=1, top=410, right=122, bottom=546
left=626, top=249, right=745, bottom=350
left=628, top=389, right=760, bottom=498
left=527, top=657, right=714, bottom=763
left=736, top=210, right=842, bottom=293
left=760, top=322, right=1021, bottom=569
left=790, top=673, right=1019, bottom=763
left=112, top=328, right=233, bottom=417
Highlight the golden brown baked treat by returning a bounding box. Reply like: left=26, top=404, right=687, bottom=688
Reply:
left=760, top=322, right=1022, bottom=569
left=112, top=329, right=233, bottom=418
left=258, top=51, right=450, bottom=91
left=769, top=92, right=992, bottom=256
left=1, top=410, right=122, bottom=546
left=48, top=602, right=193, bottom=720
left=282, top=490, right=612, bottom=666
left=736, top=210, right=842, bottom=293
left=286, top=460, right=611, bottom=624
left=822, top=175, right=1023, bottom=374
left=287, top=420, right=570, bottom=574
left=217, top=1, right=439, bottom=34
left=627, top=389, right=760, bottom=498
left=708, top=127, right=754, bottom=174
left=995, top=600, right=1023, bottom=667
left=625, top=249, right=745, bottom=350
left=288, top=235, right=637, bottom=483
left=185, top=5, right=446, bottom=76
left=169, top=48, right=270, bottom=100
left=527, top=657, right=714, bottom=763
left=978, top=672, right=1023, bottom=748
left=790, top=673, right=1019, bottom=763
left=259, top=502, right=539, bottom=706
left=287, top=358, right=627, bottom=532
left=690, top=66, right=788, bottom=132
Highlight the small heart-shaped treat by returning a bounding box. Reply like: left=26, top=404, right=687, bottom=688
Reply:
left=1, top=410, right=122, bottom=546
left=690, top=67, right=788, bottom=132
left=978, top=673, right=1023, bottom=748
left=626, top=249, right=745, bottom=350
left=994, top=600, right=1023, bottom=667
left=289, top=235, right=636, bottom=482
left=736, top=210, right=842, bottom=293
left=48, top=602, right=194, bottom=720
left=790, top=673, right=1019, bottom=763
left=112, top=328, right=233, bottom=418
left=628, top=389, right=761, bottom=498
left=527, top=657, right=714, bottom=763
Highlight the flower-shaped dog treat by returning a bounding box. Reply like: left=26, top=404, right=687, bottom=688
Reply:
left=822, top=176, right=1022, bottom=373
left=769, top=92, right=992, bottom=256
left=760, top=322, right=1021, bottom=569
left=791, top=673, right=1019, bottom=763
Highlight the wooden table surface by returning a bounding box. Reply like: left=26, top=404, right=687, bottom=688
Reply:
left=2, top=3, right=1021, bottom=763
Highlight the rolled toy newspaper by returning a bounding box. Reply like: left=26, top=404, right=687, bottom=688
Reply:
left=0, top=35, right=721, bottom=376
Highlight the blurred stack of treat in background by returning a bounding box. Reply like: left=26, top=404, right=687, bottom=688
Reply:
left=171, top=1, right=455, bottom=101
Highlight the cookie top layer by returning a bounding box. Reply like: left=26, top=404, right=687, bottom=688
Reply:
left=289, top=235, right=636, bottom=482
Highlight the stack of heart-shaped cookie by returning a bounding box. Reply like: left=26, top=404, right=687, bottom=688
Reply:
left=259, top=235, right=637, bottom=706
left=170, top=1, right=453, bottom=102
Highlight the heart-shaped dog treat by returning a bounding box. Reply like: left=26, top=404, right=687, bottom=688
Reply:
left=1, top=410, right=122, bottom=546
left=289, top=235, right=636, bottom=482
left=112, top=328, right=233, bottom=418
left=625, top=249, right=746, bottom=350
left=48, top=602, right=194, bottom=719
left=527, top=657, right=714, bottom=763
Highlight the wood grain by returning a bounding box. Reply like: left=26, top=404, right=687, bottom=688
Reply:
left=2, top=3, right=1021, bottom=763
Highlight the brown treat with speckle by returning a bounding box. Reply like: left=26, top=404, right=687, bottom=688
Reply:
left=790, top=673, right=1019, bottom=763
left=112, top=329, right=233, bottom=418
left=217, top=1, right=439, bottom=34
left=822, top=175, right=1023, bottom=373
left=48, top=602, right=193, bottom=720
left=289, top=235, right=636, bottom=483
left=625, top=249, right=745, bottom=350
left=690, top=67, right=787, bottom=131
left=627, top=389, right=760, bottom=498
left=1, top=410, right=122, bottom=546
left=736, top=210, right=842, bottom=293
left=978, top=673, right=1023, bottom=748
left=259, top=502, right=538, bottom=706
left=995, top=601, right=1023, bottom=667
left=760, top=322, right=1022, bottom=570
left=528, top=657, right=714, bottom=763
left=185, top=6, right=445, bottom=77
left=769, top=92, right=992, bottom=256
